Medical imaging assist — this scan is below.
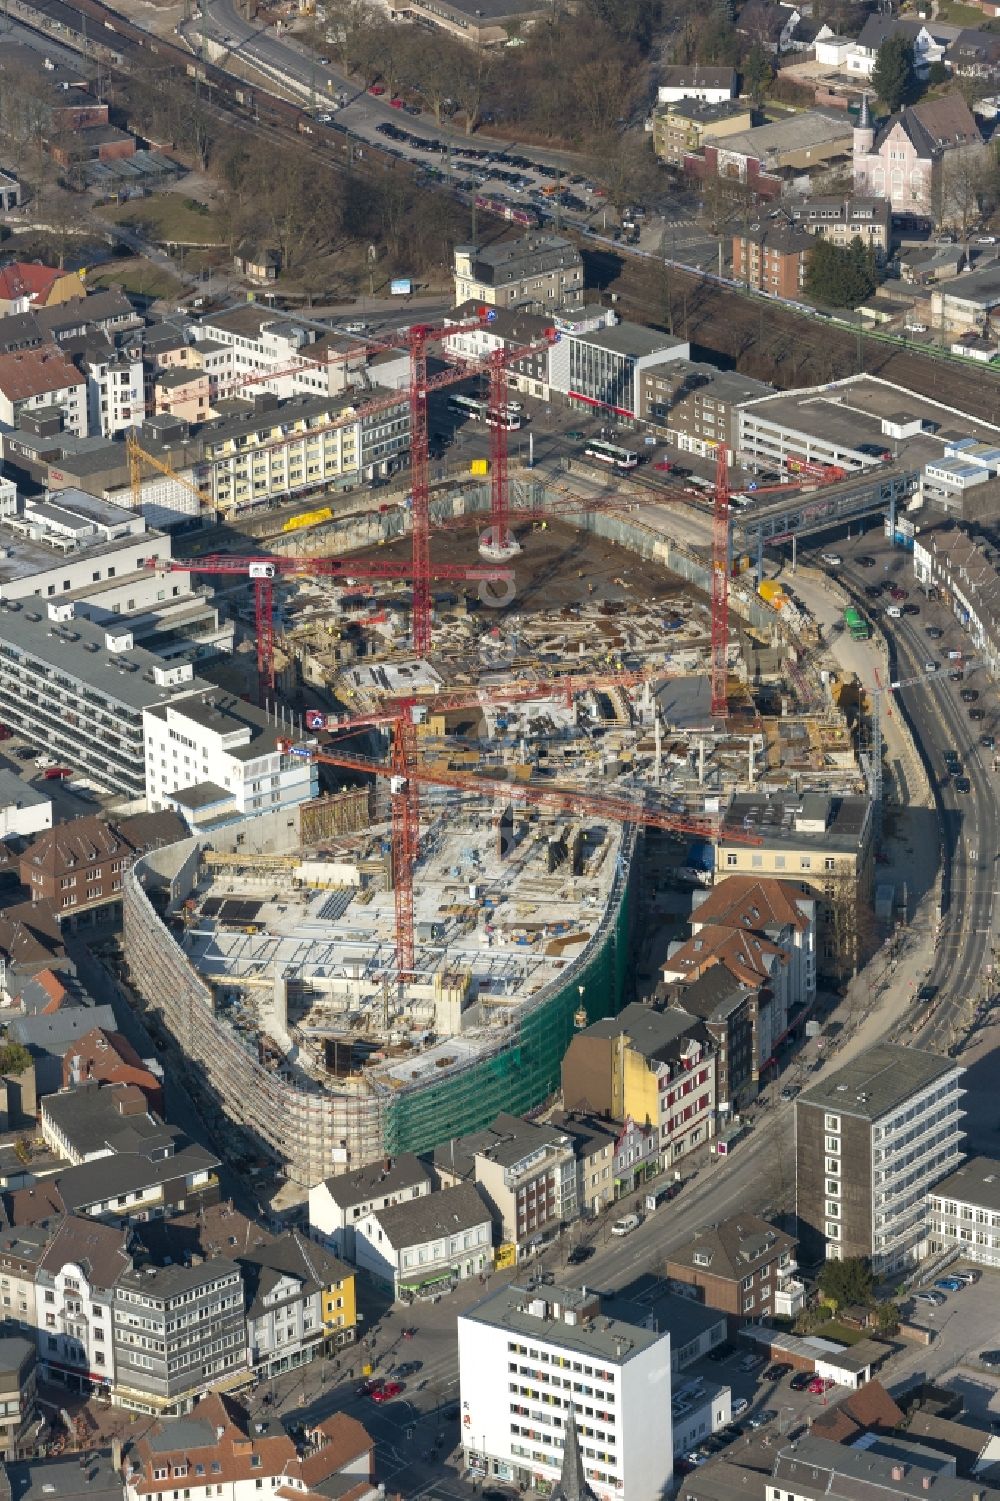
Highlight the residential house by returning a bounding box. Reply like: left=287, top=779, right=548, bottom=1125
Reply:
left=40, top=1080, right=169, bottom=1164
left=10, top=1005, right=118, bottom=1098
left=0, top=1222, right=53, bottom=1334
left=662, top=970, right=760, bottom=1113
left=0, top=265, right=84, bottom=317
left=0, top=347, right=87, bottom=436
left=53, top=1132, right=221, bottom=1224
left=548, top=1112, right=617, bottom=1217
left=62, top=1028, right=164, bottom=1115
left=663, top=875, right=817, bottom=1074
left=76, top=344, right=143, bottom=439
left=452, top=236, right=584, bottom=310
left=612, top=1118, right=658, bottom=1196
left=0, top=172, right=22, bottom=213
left=153, top=367, right=213, bottom=424
left=458, top=1282, right=673, bottom=1501
left=913, top=523, right=1000, bottom=671
left=846, top=15, right=946, bottom=78
left=561, top=1003, right=717, bottom=1167
left=433, top=1113, right=578, bottom=1258
left=35, top=1214, right=131, bottom=1394
left=234, top=246, right=281, bottom=283
left=737, top=0, right=803, bottom=52
left=949, top=28, right=1000, bottom=77
left=638, top=360, right=773, bottom=461
left=18, top=813, right=186, bottom=934
left=657, top=66, right=737, bottom=104
left=0, top=1329, right=37, bottom=1455
left=443, top=302, right=555, bottom=400
left=0, top=769, right=51, bottom=841
left=354, top=1181, right=493, bottom=1299
left=785, top=197, right=892, bottom=261
left=122, top=1396, right=377, bottom=1501
left=795, top=1044, right=965, bottom=1270
left=732, top=222, right=813, bottom=297
left=664, top=1214, right=800, bottom=1325
left=715, top=792, right=875, bottom=977
left=652, top=99, right=754, bottom=169
left=308, top=1154, right=433, bottom=1260
left=854, top=93, right=986, bottom=219
left=111, top=1258, right=247, bottom=1413
left=239, top=1230, right=355, bottom=1375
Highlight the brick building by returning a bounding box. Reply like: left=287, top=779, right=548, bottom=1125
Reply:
left=638, top=360, right=772, bottom=461
left=18, top=812, right=185, bottom=932
left=785, top=196, right=892, bottom=260
left=664, top=1214, right=799, bottom=1324
left=62, top=1027, right=164, bottom=1115
left=733, top=222, right=813, bottom=297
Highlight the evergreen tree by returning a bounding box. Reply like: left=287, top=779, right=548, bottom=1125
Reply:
left=872, top=34, right=917, bottom=113
left=743, top=40, right=774, bottom=105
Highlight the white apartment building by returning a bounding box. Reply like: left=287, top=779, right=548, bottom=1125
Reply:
left=924, top=1154, right=1000, bottom=1267
left=36, top=1217, right=131, bottom=1395
left=81, top=348, right=144, bottom=438
left=308, top=1153, right=433, bottom=1260
left=795, top=1044, right=965, bottom=1272
left=355, top=1182, right=493, bottom=1299
left=192, top=308, right=409, bottom=402
left=143, top=693, right=318, bottom=827
left=458, top=1282, right=672, bottom=1501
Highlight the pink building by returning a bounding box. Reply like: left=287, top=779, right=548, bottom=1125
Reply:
left=853, top=91, right=985, bottom=220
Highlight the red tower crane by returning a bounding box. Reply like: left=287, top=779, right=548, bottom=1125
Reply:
left=479, top=331, right=558, bottom=561
left=282, top=671, right=761, bottom=975
left=148, top=550, right=512, bottom=705
left=711, top=444, right=731, bottom=721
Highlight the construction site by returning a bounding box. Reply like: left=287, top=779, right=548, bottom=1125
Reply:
left=120, top=318, right=880, bottom=1192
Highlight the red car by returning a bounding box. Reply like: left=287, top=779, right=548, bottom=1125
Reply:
left=390, top=97, right=405, bottom=108
left=371, top=1381, right=403, bottom=1402
left=43, top=767, right=72, bottom=780
left=808, top=1376, right=835, bottom=1395
left=654, top=460, right=674, bottom=472
left=0, top=725, right=10, bottom=741
left=368, top=83, right=386, bottom=95
left=889, top=586, right=908, bottom=600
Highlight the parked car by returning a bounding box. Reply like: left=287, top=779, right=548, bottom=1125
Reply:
left=790, top=1371, right=812, bottom=1391
left=935, top=1278, right=964, bottom=1292
left=914, top=1290, right=945, bottom=1307
left=708, top=1342, right=736, bottom=1363
left=779, top=1085, right=800, bottom=1102
left=567, top=1245, right=595, bottom=1265
left=980, top=735, right=995, bottom=749
left=856, top=555, right=876, bottom=568
left=368, top=83, right=386, bottom=94
left=654, top=460, right=674, bottom=472
left=748, top=1410, right=778, bottom=1429
left=740, top=1352, right=766, bottom=1372
left=611, top=1214, right=640, bottom=1237
left=981, top=1350, right=1000, bottom=1367
left=970, top=708, right=986, bottom=720
left=889, top=585, right=908, bottom=600
left=955, top=776, right=972, bottom=793
left=731, top=1397, right=750, bottom=1417
left=42, top=767, right=72, bottom=780
left=14, top=746, right=34, bottom=759
left=902, top=603, right=920, bottom=615
left=956, top=1269, right=981, bottom=1284
left=820, top=552, right=843, bottom=566
left=396, top=1361, right=422, bottom=1378
left=961, top=689, right=980, bottom=702
left=357, top=1377, right=384, bottom=1397
left=765, top=1364, right=792, bottom=1381
left=926, top=625, right=944, bottom=639
left=808, top=1377, right=835, bottom=1395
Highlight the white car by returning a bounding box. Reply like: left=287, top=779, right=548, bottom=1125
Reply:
left=34, top=754, right=56, bottom=769
left=611, top=1214, right=640, bottom=1237
left=820, top=552, right=843, bottom=566
left=732, top=1397, right=750, bottom=1417
left=978, top=234, right=998, bottom=245
left=905, top=322, right=928, bottom=334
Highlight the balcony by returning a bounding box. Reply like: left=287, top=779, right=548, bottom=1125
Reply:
left=774, top=1279, right=805, bottom=1317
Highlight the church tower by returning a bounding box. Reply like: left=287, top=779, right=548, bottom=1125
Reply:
left=853, top=92, right=874, bottom=189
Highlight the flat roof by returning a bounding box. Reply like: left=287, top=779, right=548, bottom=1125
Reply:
left=0, top=768, right=49, bottom=810
left=461, top=1281, right=666, bottom=1363
left=797, top=1043, right=961, bottom=1121
left=0, top=601, right=209, bottom=712
left=929, top=1154, right=1000, bottom=1212
left=704, top=108, right=852, bottom=159
left=720, top=791, right=871, bottom=853
left=582, top=323, right=684, bottom=359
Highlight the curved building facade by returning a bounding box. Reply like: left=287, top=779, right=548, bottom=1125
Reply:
left=123, top=833, right=634, bottom=1186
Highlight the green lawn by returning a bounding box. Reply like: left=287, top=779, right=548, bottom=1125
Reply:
left=87, top=258, right=183, bottom=301
left=108, top=194, right=222, bottom=246
left=812, top=1320, right=866, bottom=1345
left=933, top=0, right=985, bottom=22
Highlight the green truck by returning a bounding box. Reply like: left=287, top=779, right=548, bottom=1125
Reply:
left=844, top=606, right=871, bottom=641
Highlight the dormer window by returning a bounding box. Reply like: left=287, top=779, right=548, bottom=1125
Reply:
left=250, top=1457, right=262, bottom=1470
left=693, top=1250, right=712, bottom=1267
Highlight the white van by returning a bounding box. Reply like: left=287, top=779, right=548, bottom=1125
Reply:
left=887, top=604, right=902, bottom=618
left=611, top=1214, right=640, bottom=1237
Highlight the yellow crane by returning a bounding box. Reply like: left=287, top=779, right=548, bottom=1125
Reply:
left=126, top=430, right=214, bottom=522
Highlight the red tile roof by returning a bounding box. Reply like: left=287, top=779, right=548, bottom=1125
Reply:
left=0, top=263, right=64, bottom=304
left=0, top=345, right=83, bottom=402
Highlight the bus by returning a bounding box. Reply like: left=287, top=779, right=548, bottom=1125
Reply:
left=447, top=394, right=522, bottom=430
left=844, top=606, right=871, bottom=641
left=583, top=438, right=639, bottom=470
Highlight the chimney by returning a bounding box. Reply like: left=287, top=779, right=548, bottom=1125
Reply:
left=892, top=1469, right=905, bottom=1482
left=922, top=1480, right=932, bottom=1492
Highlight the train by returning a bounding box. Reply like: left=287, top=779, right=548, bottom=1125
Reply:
left=473, top=195, right=539, bottom=229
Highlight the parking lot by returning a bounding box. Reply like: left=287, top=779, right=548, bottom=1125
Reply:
left=891, top=1267, right=1000, bottom=1416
